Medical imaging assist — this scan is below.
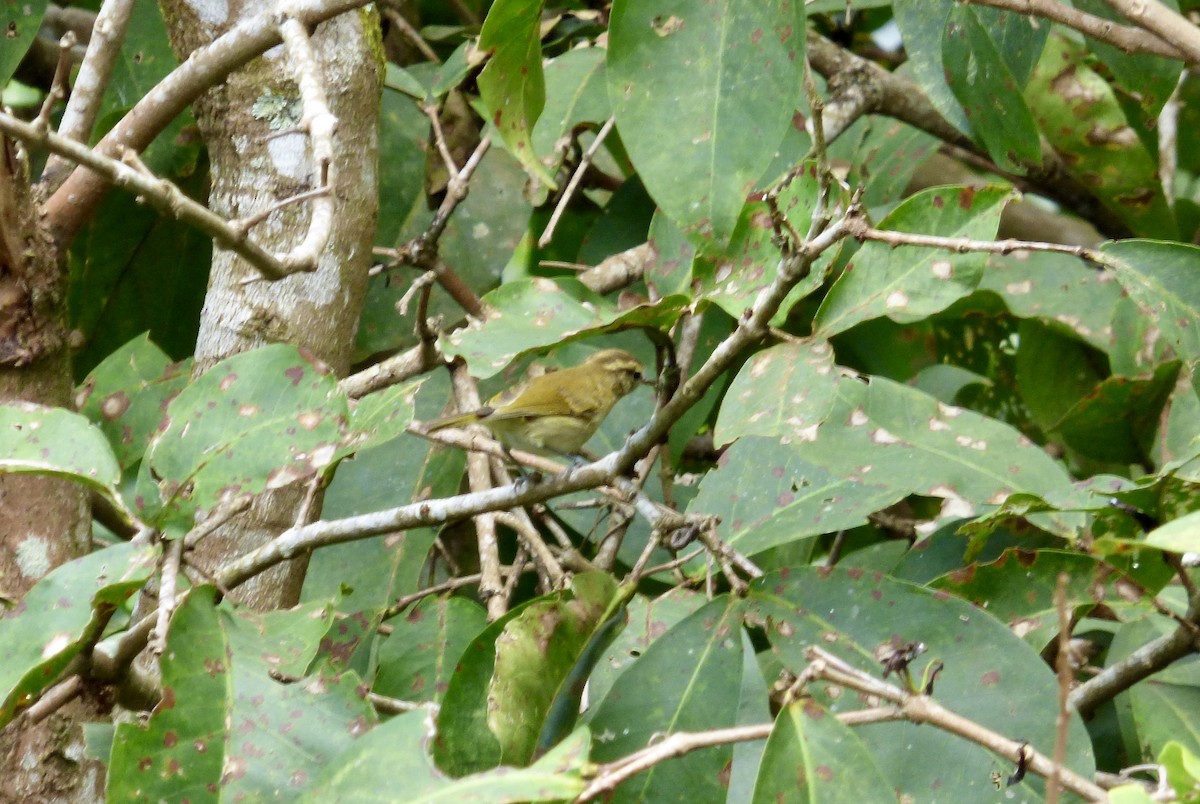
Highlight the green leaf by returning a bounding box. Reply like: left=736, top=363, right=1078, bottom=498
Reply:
left=607, top=0, right=805, bottom=244
left=644, top=210, right=698, bottom=299
left=787, top=377, right=1076, bottom=534
left=76, top=333, right=191, bottom=470
left=588, top=596, right=745, bottom=803
left=585, top=589, right=707, bottom=714
left=532, top=48, right=610, bottom=176
left=714, top=339, right=840, bottom=445
left=0, top=402, right=122, bottom=492
left=434, top=604, right=529, bottom=775
left=304, top=376, right=460, bottom=612
left=1103, top=240, right=1200, bottom=363
left=693, top=163, right=824, bottom=319
left=477, top=0, right=556, bottom=186
left=751, top=700, right=894, bottom=802
left=489, top=572, right=625, bottom=765
left=301, top=712, right=587, bottom=802
left=687, top=437, right=902, bottom=558
left=813, top=186, right=1012, bottom=338
left=108, top=587, right=229, bottom=802
left=980, top=252, right=1123, bottom=354
left=1075, top=0, right=1183, bottom=131
left=747, top=567, right=1096, bottom=800
left=440, top=278, right=688, bottom=377
left=375, top=597, right=488, bottom=705
left=338, top=378, right=425, bottom=459
left=1160, top=741, right=1200, bottom=800
left=0, top=1, right=49, bottom=86
left=1109, top=613, right=1200, bottom=760
left=930, top=549, right=1133, bottom=649
left=1025, top=34, right=1175, bottom=239
left=942, top=6, right=1042, bottom=173
left=222, top=610, right=374, bottom=800
left=1144, top=510, right=1200, bottom=554
left=0, top=542, right=156, bottom=728
left=1053, top=360, right=1180, bottom=464
left=892, top=0, right=971, bottom=134
left=1015, top=320, right=1106, bottom=435
left=144, top=344, right=347, bottom=525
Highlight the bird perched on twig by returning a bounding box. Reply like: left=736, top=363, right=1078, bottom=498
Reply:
left=424, top=348, right=645, bottom=458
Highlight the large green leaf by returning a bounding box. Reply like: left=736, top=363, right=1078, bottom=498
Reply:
left=1025, top=34, right=1175, bottom=239
left=813, top=186, right=1012, bottom=338
left=375, top=597, right=489, bottom=705
left=930, top=549, right=1135, bottom=649
left=785, top=376, right=1077, bottom=533
left=892, top=0, right=970, bottom=135
left=532, top=48, right=610, bottom=176
left=221, top=605, right=373, bottom=800
left=477, top=0, right=556, bottom=186
left=0, top=1, right=49, bottom=86
left=584, top=589, right=707, bottom=715
left=607, top=0, right=805, bottom=244
left=980, top=252, right=1123, bottom=354
left=1110, top=613, right=1200, bottom=761
left=76, top=333, right=191, bottom=470
left=0, top=542, right=156, bottom=728
left=942, top=5, right=1042, bottom=173
left=714, top=339, right=840, bottom=446
left=687, top=437, right=903, bottom=558
left=488, top=572, right=626, bottom=765
left=751, top=700, right=894, bottom=803
left=0, top=402, right=122, bottom=498
left=1103, top=240, right=1200, bottom=364
left=144, top=344, right=347, bottom=526
left=588, top=596, right=745, bottom=803
left=108, top=587, right=229, bottom=802
left=303, top=374, right=460, bottom=613
left=440, top=278, right=687, bottom=377
left=747, top=567, right=1096, bottom=800
left=301, top=713, right=588, bottom=802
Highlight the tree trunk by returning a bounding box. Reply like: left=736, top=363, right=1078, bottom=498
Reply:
left=160, top=3, right=381, bottom=609
left=0, top=132, right=102, bottom=804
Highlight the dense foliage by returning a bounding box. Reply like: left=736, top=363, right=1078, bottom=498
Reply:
left=3, top=0, right=1200, bottom=801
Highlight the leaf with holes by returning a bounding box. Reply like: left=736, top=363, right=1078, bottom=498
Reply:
left=747, top=567, right=1096, bottom=800
left=144, top=345, right=347, bottom=528
left=814, top=186, right=1012, bottom=338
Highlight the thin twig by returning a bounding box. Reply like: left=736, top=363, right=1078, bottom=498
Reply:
left=275, top=10, right=338, bottom=273
left=1047, top=572, right=1073, bottom=804
left=539, top=116, right=616, bottom=247
left=35, top=32, right=78, bottom=130
left=448, top=360, right=506, bottom=620
left=150, top=536, right=185, bottom=656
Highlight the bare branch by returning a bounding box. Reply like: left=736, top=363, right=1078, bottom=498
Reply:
left=1102, top=0, right=1200, bottom=63
left=967, top=0, right=1189, bottom=60
left=0, top=112, right=304, bottom=279
left=43, top=0, right=137, bottom=188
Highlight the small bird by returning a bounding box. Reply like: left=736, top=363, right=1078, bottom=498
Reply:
left=425, top=348, right=645, bottom=457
